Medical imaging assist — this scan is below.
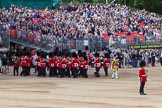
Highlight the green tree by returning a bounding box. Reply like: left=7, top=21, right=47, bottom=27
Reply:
left=61, top=0, right=162, bottom=14
left=116, top=0, right=162, bottom=14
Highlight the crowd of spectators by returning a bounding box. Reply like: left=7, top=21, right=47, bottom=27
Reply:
left=111, top=49, right=162, bottom=68
left=0, top=3, right=161, bottom=49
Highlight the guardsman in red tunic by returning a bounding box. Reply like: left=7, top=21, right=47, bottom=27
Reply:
left=103, top=53, right=110, bottom=76
left=61, top=55, right=67, bottom=78
left=71, top=52, right=79, bottom=78
left=48, top=53, right=55, bottom=77
left=78, top=52, right=84, bottom=77
left=83, top=56, right=89, bottom=78
left=38, top=56, right=46, bottom=77
left=32, top=52, right=38, bottom=73
left=20, top=54, right=28, bottom=76
left=36, top=51, right=42, bottom=75
left=94, top=53, right=101, bottom=77
left=54, top=54, right=58, bottom=77
left=26, top=53, right=32, bottom=76
left=66, top=54, right=71, bottom=78
left=139, top=60, right=147, bottom=95
left=13, top=56, right=20, bottom=76
left=57, top=54, right=63, bottom=78
left=31, top=50, right=35, bottom=57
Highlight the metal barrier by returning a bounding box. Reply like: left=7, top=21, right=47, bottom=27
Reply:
left=70, top=37, right=109, bottom=51
left=0, top=29, right=109, bottom=52
left=0, top=28, right=162, bottom=52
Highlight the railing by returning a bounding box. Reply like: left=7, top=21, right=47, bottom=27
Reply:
left=0, top=28, right=162, bottom=52
left=0, top=29, right=110, bottom=52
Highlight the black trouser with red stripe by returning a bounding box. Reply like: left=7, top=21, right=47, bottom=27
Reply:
left=20, top=66, right=27, bottom=76
left=78, top=67, right=84, bottom=77
left=72, top=68, right=78, bottom=78
left=66, top=68, right=71, bottom=77
left=49, top=68, right=54, bottom=77
left=139, top=82, right=145, bottom=94
left=26, top=67, right=30, bottom=76
left=61, top=68, right=66, bottom=78
left=160, top=57, right=162, bottom=66
left=41, top=68, right=46, bottom=77
left=38, top=67, right=46, bottom=77
left=83, top=69, right=88, bottom=78
left=53, top=67, right=58, bottom=76
left=37, top=67, right=41, bottom=76
left=58, top=68, right=63, bottom=78
left=94, top=68, right=100, bottom=77
left=104, top=67, right=108, bottom=76
left=13, top=67, right=19, bottom=76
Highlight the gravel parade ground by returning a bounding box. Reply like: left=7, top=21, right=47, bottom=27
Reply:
left=0, top=66, right=162, bottom=108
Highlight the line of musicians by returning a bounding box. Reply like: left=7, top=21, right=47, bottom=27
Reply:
left=12, top=50, right=119, bottom=78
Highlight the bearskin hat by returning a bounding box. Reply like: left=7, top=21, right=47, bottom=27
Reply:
left=65, top=52, right=71, bottom=57
left=55, top=47, right=59, bottom=52
left=78, top=50, right=82, bottom=55
left=72, top=52, right=77, bottom=58
left=36, top=50, right=41, bottom=56
left=84, top=56, right=88, bottom=61
left=82, top=52, right=87, bottom=57
left=57, top=51, right=62, bottom=57
left=39, top=51, right=46, bottom=58
left=49, top=52, right=53, bottom=57
left=95, top=52, right=99, bottom=57
left=105, top=53, right=110, bottom=58
left=107, top=49, right=112, bottom=54
left=78, top=50, right=83, bottom=57
left=85, top=46, right=89, bottom=51
left=53, top=51, right=57, bottom=57
left=139, top=60, right=146, bottom=68
left=80, top=53, right=84, bottom=58
left=21, top=51, right=25, bottom=56
left=26, top=51, right=31, bottom=57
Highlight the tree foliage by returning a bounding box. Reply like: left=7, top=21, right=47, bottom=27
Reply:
left=62, top=0, right=162, bottom=14
left=117, top=0, right=162, bottom=14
